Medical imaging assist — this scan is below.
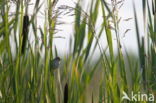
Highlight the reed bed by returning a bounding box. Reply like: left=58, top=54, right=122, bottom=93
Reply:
left=0, top=0, right=155, bottom=103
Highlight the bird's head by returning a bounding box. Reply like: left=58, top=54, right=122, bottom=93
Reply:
left=55, top=57, right=61, bottom=61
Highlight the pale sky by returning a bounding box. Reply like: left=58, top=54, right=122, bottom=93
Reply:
left=15, top=0, right=145, bottom=57
left=52, top=0, right=144, bottom=56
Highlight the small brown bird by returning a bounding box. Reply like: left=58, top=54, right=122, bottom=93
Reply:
left=50, top=57, right=61, bottom=71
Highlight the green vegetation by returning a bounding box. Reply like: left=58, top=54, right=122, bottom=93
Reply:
left=0, top=0, right=155, bottom=103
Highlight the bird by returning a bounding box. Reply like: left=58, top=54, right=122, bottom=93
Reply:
left=50, top=57, right=61, bottom=71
